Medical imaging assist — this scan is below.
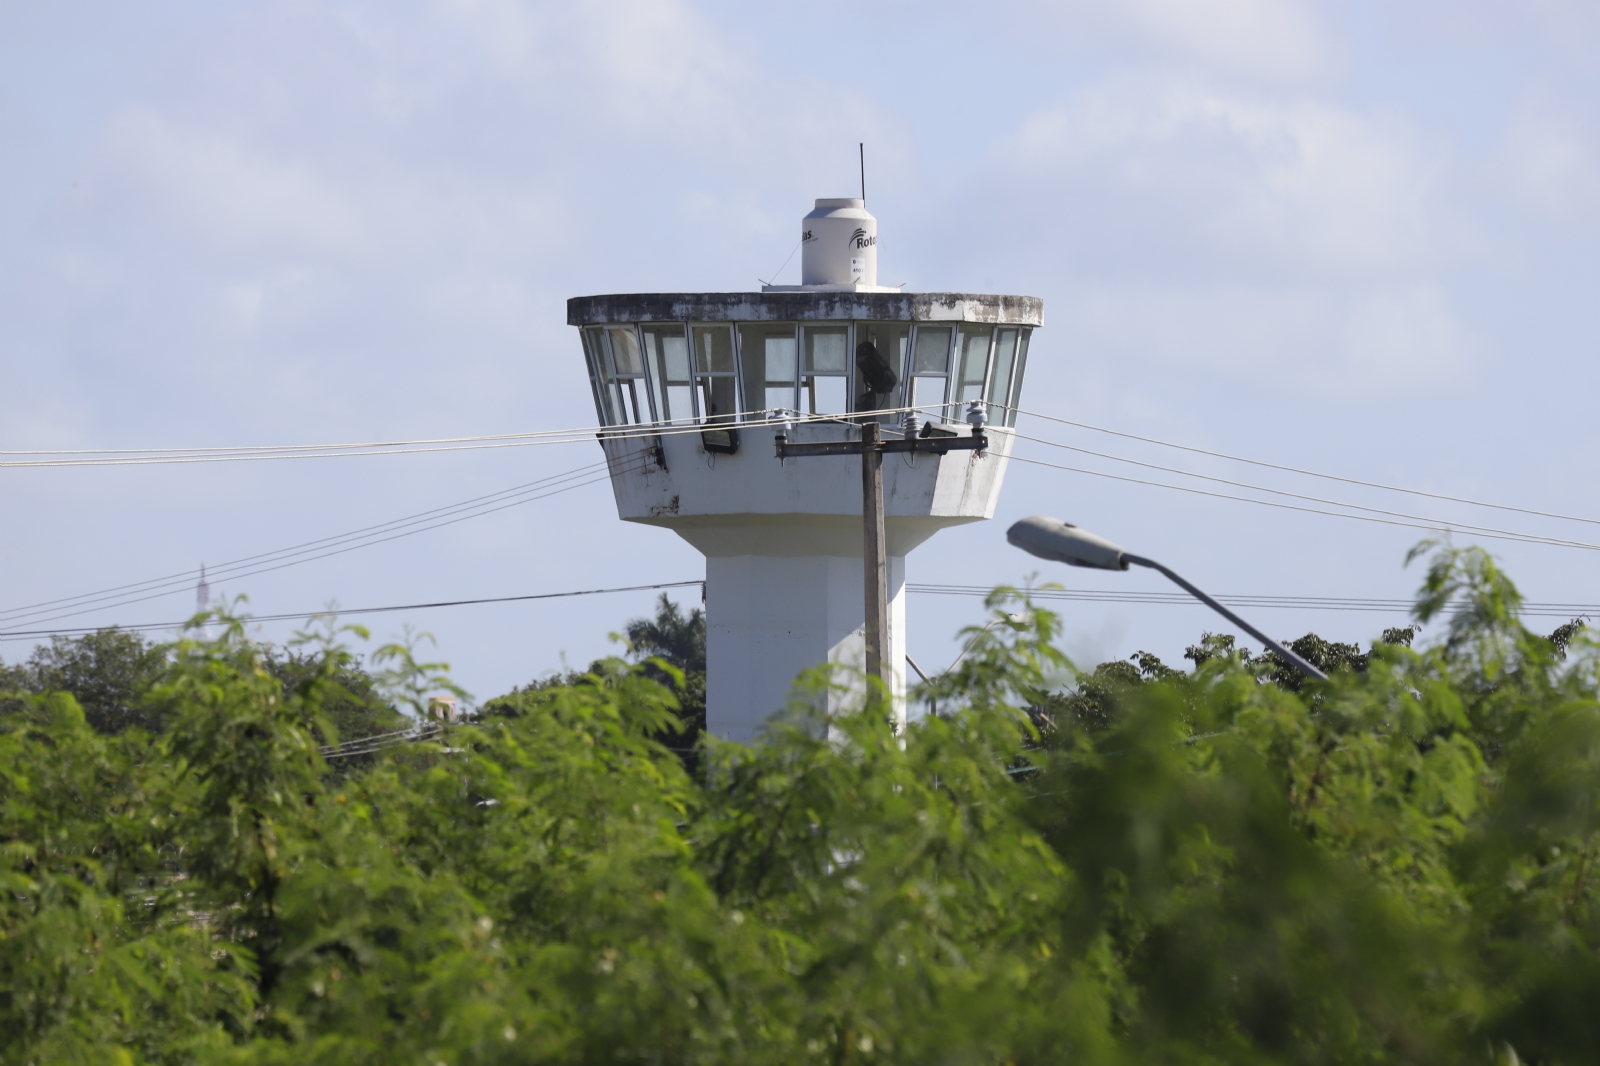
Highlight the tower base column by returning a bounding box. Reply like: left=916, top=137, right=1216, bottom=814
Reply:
left=703, top=553, right=906, bottom=744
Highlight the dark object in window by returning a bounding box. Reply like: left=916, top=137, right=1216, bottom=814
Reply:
left=855, top=340, right=898, bottom=412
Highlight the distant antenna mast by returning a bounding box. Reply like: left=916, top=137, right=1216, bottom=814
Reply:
left=859, top=142, right=866, bottom=205
left=196, top=564, right=210, bottom=614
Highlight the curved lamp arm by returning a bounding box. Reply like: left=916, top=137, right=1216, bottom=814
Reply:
left=1121, top=553, right=1327, bottom=681
left=1006, top=516, right=1329, bottom=682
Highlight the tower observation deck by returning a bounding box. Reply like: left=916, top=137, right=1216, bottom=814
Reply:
left=568, top=201, right=1042, bottom=741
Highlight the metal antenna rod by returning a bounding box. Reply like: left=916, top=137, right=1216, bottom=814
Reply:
left=860, top=143, right=865, bottom=205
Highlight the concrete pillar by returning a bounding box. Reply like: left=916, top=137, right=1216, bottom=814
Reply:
left=704, top=552, right=906, bottom=743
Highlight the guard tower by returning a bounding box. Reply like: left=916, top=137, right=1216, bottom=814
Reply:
left=568, top=198, right=1042, bottom=742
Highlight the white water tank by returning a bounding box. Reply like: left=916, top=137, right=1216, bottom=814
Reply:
left=801, top=198, right=877, bottom=287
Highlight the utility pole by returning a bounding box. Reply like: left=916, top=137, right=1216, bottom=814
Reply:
left=775, top=410, right=989, bottom=688
left=862, top=422, right=887, bottom=681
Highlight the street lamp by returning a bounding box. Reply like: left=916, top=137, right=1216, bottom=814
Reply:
left=1006, top=516, right=1328, bottom=681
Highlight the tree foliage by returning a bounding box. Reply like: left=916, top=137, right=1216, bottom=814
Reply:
left=0, top=629, right=170, bottom=734
left=1, top=625, right=405, bottom=747
left=623, top=593, right=707, bottom=750
left=2, top=545, right=1599, bottom=1063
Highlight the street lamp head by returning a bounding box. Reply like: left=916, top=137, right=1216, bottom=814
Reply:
left=1006, top=516, right=1130, bottom=571
left=1007, top=515, right=1329, bottom=681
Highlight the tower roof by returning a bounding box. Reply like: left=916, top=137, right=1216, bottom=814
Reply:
left=567, top=291, right=1043, bottom=328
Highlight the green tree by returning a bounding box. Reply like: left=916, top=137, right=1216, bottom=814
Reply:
left=624, top=593, right=706, bottom=745
left=264, top=646, right=407, bottom=751
left=5, top=545, right=1600, bottom=1063
left=1, top=625, right=406, bottom=749
left=0, top=629, right=170, bottom=734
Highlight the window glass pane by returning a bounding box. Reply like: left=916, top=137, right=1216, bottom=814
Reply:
left=804, top=375, right=848, bottom=415
left=738, top=324, right=797, bottom=415
left=638, top=325, right=682, bottom=422
left=614, top=379, right=644, bottom=424
left=910, top=375, right=946, bottom=411
left=804, top=326, right=849, bottom=373
left=665, top=386, right=695, bottom=422
left=606, top=326, right=643, bottom=375
left=700, top=376, right=737, bottom=423
left=987, top=330, right=1017, bottom=413
left=692, top=325, right=735, bottom=374
left=955, top=326, right=993, bottom=403
left=583, top=328, right=618, bottom=425
left=643, top=326, right=691, bottom=383
left=912, top=325, right=951, bottom=373
left=766, top=335, right=796, bottom=380
left=585, top=328, right=613, bottom=384
left=852, top=322, right=908, bottom=416
left=1007, top=330, right=1030, bottom=426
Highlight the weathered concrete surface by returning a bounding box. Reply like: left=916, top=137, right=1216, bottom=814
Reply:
left=594, top=423, right=1016, bottom=741
left=598, top=422, right=1015, bottom=552
left=567, top=291, right=1044, bottom=327
left=704, top=551, right=907, bottom=744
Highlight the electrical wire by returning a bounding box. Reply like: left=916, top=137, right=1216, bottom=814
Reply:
left=0, top=454, right=655, bottom=632
left=1006, top=454, right=1600, bottom=553
left=22, top=411, right=1585, bottom=633
left=0, top=406, right=921, bottom=630
left=0, top=407, right=904, bottom=468
left=320, top=723, right=444, bottom=759
left=14, top=400, right=1594, bottom=554
left=758, top=238, right=803, bottom=288
left=0, top=580, right=705, bottom=642
left=10, top=400, right=1598, bottom=642
left=907, top=583, right=1593, bottom=620
left=0, top=457, right=614, bottom=622
left=1009, top=431, right=1600, bottom=551
left=1008, top=405, right=1600, bottom=529
left=11, top=397, right=1597, bottom=542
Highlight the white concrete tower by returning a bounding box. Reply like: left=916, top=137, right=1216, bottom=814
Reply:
left=569, top=201, right=1041, bottom=741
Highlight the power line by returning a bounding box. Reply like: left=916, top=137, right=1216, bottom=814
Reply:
left=1006, top=454, right=1600, bottom=553
left=907, top=583, right=1593, bottom=619
left=0, top=580, right=704, bottom=642
left=0, top=457, right=615, bottom=623
left=0, top=408, right=895, bottom=468
left=0, top=405, right=943, bottom=630
left=7, top=574, right=1585, bottom=647
left=23, top=416, right=1584, bottom=634
left=1009, top=431, right=1600, bottom=551
left=10, top=402, right=1599, bottom=641
left=13, top=401, right=1595, bottom=550
left=0, top=455, right=652, bottom=632
left=1011, top=405, right=1600, bottom=529
left=319, top=722, right=443, bottom=759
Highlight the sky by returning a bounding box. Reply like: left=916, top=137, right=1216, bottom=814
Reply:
left=3, top=0, right=1600, bottom=703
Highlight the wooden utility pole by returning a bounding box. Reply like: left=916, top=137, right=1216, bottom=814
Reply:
left=860, top=421, right=888, bottom=681
left=775, top=416, right=988, bottom=689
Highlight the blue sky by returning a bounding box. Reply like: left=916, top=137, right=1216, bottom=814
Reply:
left=4, top=0, right=1599, bottom=699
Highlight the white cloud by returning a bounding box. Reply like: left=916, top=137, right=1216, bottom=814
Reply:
left=1342, top=284, right=1476, bottom=379
left=106, top=106, right=363, bottom=254
left=1009, top=0, right=1332, bottom=81
left=1123, top=0, right=1330, bottom=79
left=1003, top=75, right=1447, bottom=273
left=1060, top=282, right=1476, bottom=393
left=1499, top=99, right=1600, bottom=227
left=81, top=0, right=902, bottom=283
